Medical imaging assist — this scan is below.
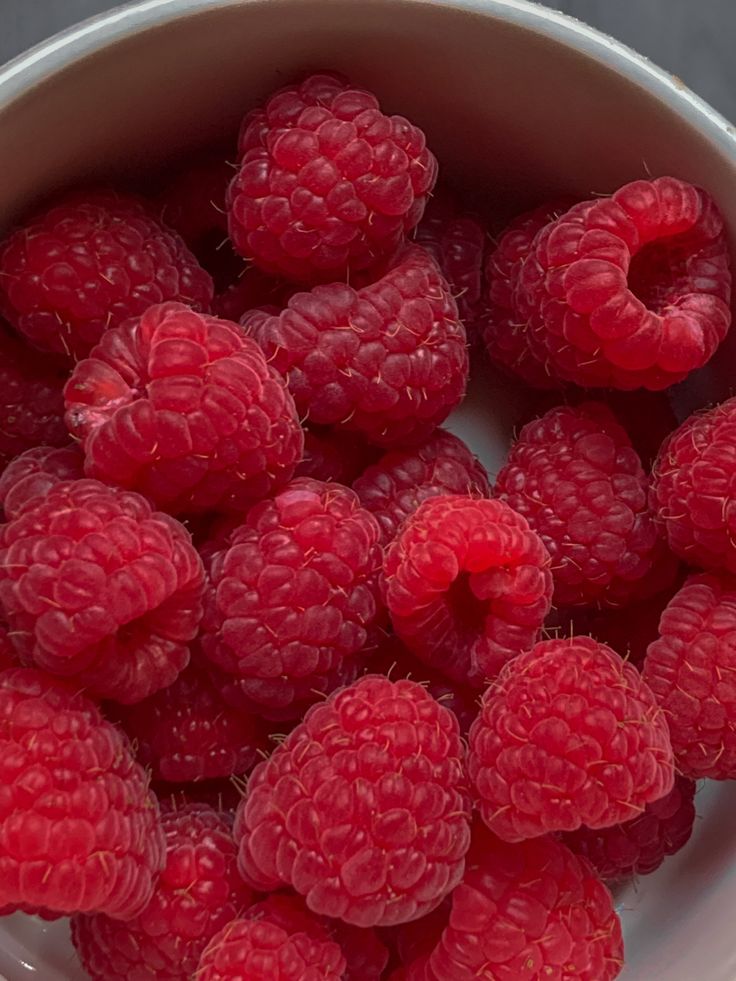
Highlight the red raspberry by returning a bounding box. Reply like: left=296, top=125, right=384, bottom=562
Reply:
left=468, top=636, right=674, bottom=841
left=643, top=572, right=736, bottom=779
left=0, top=479, right=204, bottom=704
left=0, top=667, right=165, bottom=919
left=494, top=402, right=677, bottom=607
left=242, top=245, right=467, bottom=447
left=0, top=444, right=83, bottom=520
left=418, top=826, right=623, bottom=981
left=0, top=328, right=68, bottom=464
left=235, top=675, right=471, bottom=926
left=213, top=266, right=295, bottom=322
left=514, top=177, right=731, bottom=389
left=64, top=301, right=304, bottom=515
left=201, top=477, right=383, bottom=718
left=563, top=775, right=696, bottom=881
left=650, top=397, right=736, bottom=572
left=353, top=429, right=490, bottom=545
left=383, top=495, right=553, bottom=687
left=0, top=190, right=214, bottom=358
left=196, top=914, right=346, bottom=981
left=296, top=426, right=379, bottom=484
left=117, top=659, right=264, bottom=782
left=227, top=72, right=437, bottom=282
left=71, top=803, right=254, bottom=980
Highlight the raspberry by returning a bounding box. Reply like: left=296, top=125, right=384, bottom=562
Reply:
left=0, top=667, right=165, bottom=919
left=235, top=675, right=471, bottom=926
left=383, top=495, right=553, bottom=687
left=227, top=72, right=437, bottom=282
left=196, top=913, right=346, bottom=981
left=117, top=659, right=264, bottom=782
left=514, top=177, right=731, bottom=389
left=0, top=328, right=68, bottom=464
left=494, top=402, right=677, bottom=607
left=468, top=636, right=674, bottom=841
left=201, top=477, right=383, bottom=718
left=650, top=397, right=736, bottom=572
left=419, top=826, right=623, bottom=980
left=0, top=190, right=214, bottom=358
left=64, top=301, right=304, bottom=514
left=0, top=444, right=84, bottom=520
left=71, top=803, right=254, bottom=980
left=0, top=479, right=204, bottom=704
left=563, top=775, right=696, bottom=881
left=296, top=426, right=379, bottom=484
left=242, top=245, right=467, bottom=447
left=353, top=429, right=490, bottom=545
left=213, top=266, right=295, bottom=322
left=643, top=572, right=736, bottom=779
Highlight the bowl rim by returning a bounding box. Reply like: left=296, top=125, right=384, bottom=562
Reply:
left=0, top=0, right=734, bottom=157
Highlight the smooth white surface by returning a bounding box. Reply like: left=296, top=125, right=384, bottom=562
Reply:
left=0, top=1, right=736, bottom=979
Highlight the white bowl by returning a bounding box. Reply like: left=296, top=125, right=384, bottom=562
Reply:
left=1, top=2, right=735, bottom=979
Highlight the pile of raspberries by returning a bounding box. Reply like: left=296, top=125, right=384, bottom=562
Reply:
left=0, top=69, right=733, bottom=981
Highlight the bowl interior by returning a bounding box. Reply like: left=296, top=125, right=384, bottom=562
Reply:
left=1, top=2, right=736, bottom=979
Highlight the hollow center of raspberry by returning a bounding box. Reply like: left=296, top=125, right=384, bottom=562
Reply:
left=628, top=234, right=693, bottom=312
left=447, top=573, right=488, bottom=634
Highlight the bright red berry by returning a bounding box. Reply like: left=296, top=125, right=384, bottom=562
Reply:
left=242, top=245, right=467, bottom=447
left=0, top=444, right=83, bottom=520
left=0, top=190, right=214, bottom=358
left=468, top=636, right=674, bottom=841
left=0, top=667, right=165, bottom=919
left=227, top=72, right=437, bottom=282
left=383, top=495, right=553, bottom=687
left=64, top=301, right=304, bottom=515
left=0, top=479, right=204, bottom=704
left=235, top=675, right=471, bottom=926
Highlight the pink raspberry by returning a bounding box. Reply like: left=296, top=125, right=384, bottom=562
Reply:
left=643, top=572, right=736, bottom=778
left=494, top=402, right=677, bottom=607
left=201, top=478, right=383, bottom=718
left=0, top=479, right=204, bottom=704
left=296, top=426, right=379, bottom=484
left=563, top=776, right=696, bottom=881
left=417, top=826, right=623, bottom=981
left=227, top=72, right=437, bottom=282
left=383, top=495, right=553, bottom=687
left=0, top=190, right=214, bottom=358
left=71, top=803, right=254, bottom=980
left=0, top=667, right=165, bottom=919
left=0, top=444, right=83, bottom=519
left=0, top=328, right=68, bottom=464
left=235, top=675, right=471, bottom=926
left=242, top=245, right=467, bottom=447
left=514, top=177, right=731, bottom=389
left=64, top=301, right=304, bottom=515
left=650, top=397, right=736, bottom=572
left=468, top=636, right=674, bottom=841
left=117, top=659, right=264, bottom=782
left=353, top=429, right=490, bottom=545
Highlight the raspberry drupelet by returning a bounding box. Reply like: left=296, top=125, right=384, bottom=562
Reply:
left=650, top=396, right=736, bottom=573
left=201, top=477, right=383, bottom=718
left=643, top=572, right=736, bottom=779
left=514, top=177, right=731, bottom=389
left=494, top=402, right=677, bottom=608
left=563, top=775, right=696, bottom=882
left=353, top=428, right=490, bottom=546
left=64, top=301, right=304, bottom=515
left=468, top=636, right=674, bottom=842
left=71, top=803, right=254, bottom=981
left=242, top=244, right=468, bottom=448
left=383, top=494, right=553, bottom=688
left=235, top=675, right=471, bottom=927
left=416, top=825, right=624, bottom=980
left=0, top=443, right=84, bottom=520
left=0, top=479, right=204, bottom=704
left=0, top=190, right=214, bottom=358
left=0, top=668, right=165, bottom=919
left=227, top=72, right=437, bottom=282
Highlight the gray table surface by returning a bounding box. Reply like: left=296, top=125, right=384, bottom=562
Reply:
left=3, top=0, right=735, bottom=123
